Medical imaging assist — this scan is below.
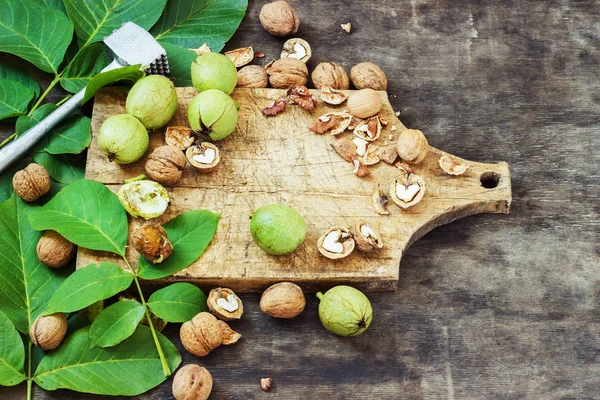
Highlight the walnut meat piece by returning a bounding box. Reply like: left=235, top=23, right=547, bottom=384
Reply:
left=260, top=282, right=306, bottom=318
left=165, top=126, right=195, bottom=150
left=259, top=1, right=300, bottom=37
left=180, top=312, right=223, bottom=357
left=37, top=230, right=76, bottom=268
left=131, top=222, right=172, bottom=264
left=311, top=62, right=350, bottom=90
left=350, top=62, right=388, bottom=90
left=266, top=58, right=308, bottom=89
left=30, top=313, right=68, bottom=350
left=145, top=145, right=186, bottom=185
left=172, top=364, right=213, bottom=400
left=237, top=65, right=268, bottom=88
left=12, top=163, right=50, bottom=202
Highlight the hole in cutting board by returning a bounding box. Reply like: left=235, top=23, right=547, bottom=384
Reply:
left=480, top=172, right=500, bottom=188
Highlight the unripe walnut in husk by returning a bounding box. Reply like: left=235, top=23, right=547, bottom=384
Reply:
left=145, top=145, right=186, bottom=185
left=180, top=312, right=223, bottom=357
left=260, top=282, right=306, bottom=318
left=172, top=364, right=213, bottom=400
left=37, top=230, right=76, bottom=268
left=259, top=1, right=300, bottom=37
left=317, top=286, right=372, bottom=336
left=126, top=75, right=178, bottom=130
left=12, top=163, right=50, bottom=202
left=30, top=313, right=68, bottom=350
left=265, top=58, right=308, bottom=89
left=250, top=204, right=306, bottom=255
left=311, top=62, right=350, bottom=90
left=188, top=90, right=238, bottom=141
left=191, top=53, right=238, bottom=94
left=237, top=65, right=268, bottom=88
left=131, top=222, right=172, bottom=264
left=350, top=62, right=388, bottom=90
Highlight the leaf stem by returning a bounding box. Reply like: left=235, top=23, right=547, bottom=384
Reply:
left=56, top=94, right=72, bottom=107
left=123, top=258, right=171, bottom=377
left=29, top=74, right=61, bottom=115
left=0, top=133, right=16, bottom=149
left=26, top=340, right=32, bottom=400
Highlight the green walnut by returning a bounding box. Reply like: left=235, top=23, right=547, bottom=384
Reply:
left=98, top=114, right=149, bottom=164
left=118, top=180, right=170, bottom=219
left=126, top=75, right=178, bottom=130
left=191, top=53, right=238, bottom=94
left=317, top=285, right=373, bottom=336
left=250, top=204, right=306, bottom=255
left=188, top=90, right=238, bottom=141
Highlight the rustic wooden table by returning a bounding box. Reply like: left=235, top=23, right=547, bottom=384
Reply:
left=2, top=1, right=599, bottom=399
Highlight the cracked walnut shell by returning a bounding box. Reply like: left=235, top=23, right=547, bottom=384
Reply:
left=145, top=145, right=186, bottom=185
left=37, top=230, right=76, bottom=268
left=259, top=1, right=300, bottom=37
left=186, top=142, right=220, bottom=173
left=180, top=312, right=223, bottom=357
left=207, top=288, right=244, bottom=321
left=311, top=62, right=350, bottom=90
left=281, top=38, right=311, bottom=63
left=354, top=222, right=384, bottom=252
left=12, top=163, right=50, bottom=202
left=237, top=65, right=268, bottom=88
left=30, top=313, right=68, bottom=350
left=172, top=364, right=213, bottom=400
left=318, top=226, right=355, bottom=259
left=266, top=58, right=308, bottom=88
left=260, top=282, right=306, bottom=318
left=390, top=173, right=426, bottom=209
left=218, top=320, right=242, bottom=345
left=350, top=62, right=388, bottom=91
left=225, top=46, right=254, bottom=67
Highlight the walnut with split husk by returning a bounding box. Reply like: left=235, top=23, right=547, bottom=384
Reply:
left=281, top=38, right=311, bottom=63
left=37, top=230, right=76, bottom=268
left=180, top=312, right=223, bottom=357
left=263, top=99, right=287, bottom=116
left=207, top=288, right=243, bottom=321
left=347, top=89, right=382, bottom=118
left=12, top=163, right=50, bottom=202
left=372, top=185, right=390, bottom=215
left=260, top=1, right=300, bottom=36
left=225, top=46, right=254, bottom=67
left=172, top=364, right=213, bottom=400
left=351, top=62, right=388, bottom=91
left=439, top=153, right=470, bottom=175
left=353, top=115, right=381, bottom=141
left=320, top=84, right=347, bottom=105
left=30, top=313, right=67, bottom=350
left=310, top=112, right=352, bottom=134
left=266, top=58, right=308, bottom=88
left=131, top=222, right=172, bottom=264
left=354, top=222, right=383, bottom=252
left=396, top=129, right=429, bottom=164
left=311, top=62, right=350, bottom=90
left=352, top=159, right=371, bottom=177
left=218, top=320, right=242, bottom=345
left=289, top=85, right=317, bottom=110
left=260, top=282, right=306, bottom=318
left=186, top=142, right=220, bottom=173
left=390, top=172, right=426, bottom=209
left=318, top=226, right=355, bottom=259
left=145, top=145, right=186, bottom=185
left=237, top=65, right=268, bottom=88
left=165, top=126, right=195, bottom=150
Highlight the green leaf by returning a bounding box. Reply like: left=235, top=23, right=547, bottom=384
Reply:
left=64, top=0, right=167, bottom=49
left=0, top=62, right=41, bottom=98
left=44, top=262, right=133, bottom=315
left=90, top=300, right=146, bottom=348
left=33, top=115, right=92, bottom=155
left=148, top=283, right=207, bottom=322
left=32, top=151, right=86, bottom=183
left=138, top=210, right=220, bottom=280
left=0, top=0, right=74, bottom=73
left=60, top=43, right=109, bottom=93
left=28, top=179, right=128, bottom=255
left=34, top=325, right=181, bottom=396
left=160, top=42, right=197, bottom=87
left=0, top=310, right=26, bottom=386
left=42, top=0, right=67, bottom=15
left=82, top=64, right=144, bottom=104
left=0, top=195, right=68, bottom=334
left=0, top=78, right=34, bottom=120
left=152, top=0, right=247, bottom=51
left=15, top=104, right=57, bottom=136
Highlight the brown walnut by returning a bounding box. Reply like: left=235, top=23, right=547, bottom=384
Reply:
left=172, top=364, right=213, bottom=400
left=311, top=62, right=350, bottom=90
left=30, top=313, right=68, bottom=350
left=265, top=58, right=308, bottom=89
left=350, top=62, right=388, bottom=90
left=347, top=89, right=382, bottom=118
left=259, top=1, right=300, bottom=37
left=396, top=129, right=428, bottom=164
left=180, top=312, right=223, bottom=357
left=186, top=142, right=220, bottom=173
left=144, top=145, right=186, bottom=185
left=131, top=222, right=172, bottom=264
left=37, top=230, right=76, bottom=268
left=237, top=65, right=268, bottom=88
left=12, top=163, right=50, bottom=202
left=260, top=282, right=306, bottom=318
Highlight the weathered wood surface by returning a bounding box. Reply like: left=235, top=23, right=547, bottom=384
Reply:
left=79, top=87, right=511, bottom=292
left=1, top=0, right=599, bottom=399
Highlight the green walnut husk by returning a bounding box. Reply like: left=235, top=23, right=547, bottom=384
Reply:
left=126, top=75, right=178, bottom=130
left=98, top=114, right=148, bottom=164
left=191, top=52, right=238, bottom=94
left=317, top=286, right=373, bottom=337
left=250, top=204, right=306, bottom=255
left=188, top=89, right=238, bottom=141
left=118, top=180, right=170, bottom=219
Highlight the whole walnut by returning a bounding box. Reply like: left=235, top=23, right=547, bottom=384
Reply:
left=172, top=364, right=213, bottom=400
left=350, top=62, right=388, bottom=90
left=12, top=163, right=50, bottom=202
left=311, top=62, right=350, bottom=90
left=131, top=222, right=172, bottom=264
left=237, top=65, right=268, bottom=88
left=37, top=230, right=76, bottom=268
left=259, top=1, right=299, bottom=37
left=260, top=282, right=306, bottom=318
left=180, top=312, right=223, bottom=357
left=30, top=313, right=68, bottom=350
left=145, top=145, right=186, bottom=185
left=266, top=58, right=308, bottom=89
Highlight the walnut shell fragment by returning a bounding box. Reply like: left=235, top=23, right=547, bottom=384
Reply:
left=172, top=364, right=213, bottom=400
left=372, top=185, right=390, bottom=215
left=237, top=65, right=268, bottom=88
left=225, top=46, right=254, bottom=67
left=318, top=226, right=355, bottom=259
left=145, top=145, right=187, bottom=185
left=165, top=126, right=195, bottom=150
left=331, top=136, right=357, bottom=162
left=207, top=288, right=244, bottom=321
left=37, top=230, right=76, bottom=268
left=280, top=38, right=311, bottom=63
left=189, top=43, right=211, bottom=56
left=439, top=153, right=470, bottom=175
left=353, top=116, right=382, bottom=142
left=261, top=377, right=273, bottom=391
left=347, top=89, right=382, bottom=118
left=390, top=173, right=426, bottom=209
left=180, top=312, right=223, bottom=357
left=310, top=112, right=352, bottom=135
left=352, top=159, right=371, bottom=177
left=360, top=141, right=381, bottom=166
left=311, top=62, right=350, bottom=90
left=350, top=62, right=388, bottom=91
left=218, top=320, right=242, bottom=345
left=260, top=1, right=300, bottom=37
left=289, top=85, right=317, bottom=111
left=263, top=99, right=287, bottom=116
left=320, top=84, right=347, bottom=105
left=186, top=142, right=220, bottom=173
left=266, top=58, right=308, bottom=88
left=354, top=221, right=384, bottom=252
left=12, top=163, right=50, bottom=202
left=378, top=145, right=399, bottom=164
left=341, top=22, right=352, bottom=33
left=260, top=282, right=306, bottom=318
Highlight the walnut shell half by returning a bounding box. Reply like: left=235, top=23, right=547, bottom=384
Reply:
left=260, top=282, right=306, bottom=318
left=225, top=46, right=254, bottom=67
left=317, top=226, right=355, bottom=259
left=354, top=222, right=384, bottom=252
left=280, top=38, right=311, bottom=63
left=12, top=163, right=50, bottom=202
left=218, top=320, right=242, bottom=345
left=390, top=173, right=426, bottom=209
left=37, top=230, right=76, bottom=268
left=207, top=288, right=243, bottom=321
left=311, top=62, right=350, bottom=90
left=186, top=142, right=220, bottom=173
left=265, top=58, right=308, bottom=89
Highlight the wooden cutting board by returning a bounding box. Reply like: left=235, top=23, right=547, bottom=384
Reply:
left=77, top=87, right=511, bottom=292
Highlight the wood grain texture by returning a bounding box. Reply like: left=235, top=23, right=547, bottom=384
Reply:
left=1, top=0, right=599, bottom=399
left=78, top=87, right=511, bottom=292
